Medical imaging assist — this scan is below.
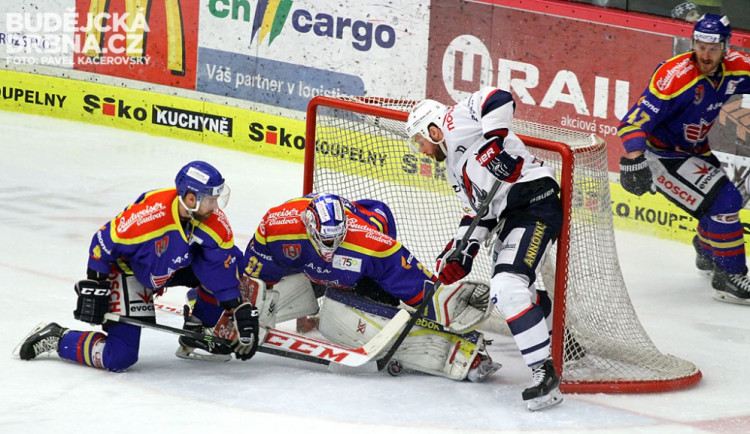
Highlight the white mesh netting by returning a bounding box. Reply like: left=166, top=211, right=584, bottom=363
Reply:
left=304, top=96, right=700, bottom=393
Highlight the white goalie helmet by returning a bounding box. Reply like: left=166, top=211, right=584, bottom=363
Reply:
left=405, top=99, right=448, bottom=154
left=302, top=193, right=348, bottom=262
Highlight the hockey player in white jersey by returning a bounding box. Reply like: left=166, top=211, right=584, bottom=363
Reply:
left=406, top=87, right=563, bottom=410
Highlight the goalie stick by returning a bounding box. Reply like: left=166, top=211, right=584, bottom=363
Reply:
left=106, top=308, right=410, bottom=368
left=376, top=179, right=503, bottom=371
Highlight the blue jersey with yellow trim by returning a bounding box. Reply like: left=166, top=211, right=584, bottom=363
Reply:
left=87, top=188, right=242, bottom=302
left=243, top=197, right=433, bottom=306
left=618, top=50, right=750, bottom=157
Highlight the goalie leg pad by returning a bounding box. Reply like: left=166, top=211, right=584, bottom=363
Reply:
left=318, top=288, right=495, bottom=381
left=268, top=273, right=319, bottom=324
left=212, top=275, right=302, bottom=340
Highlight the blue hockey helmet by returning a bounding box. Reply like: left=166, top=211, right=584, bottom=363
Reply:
left=693, top=14, right=732, bottom=51
left=175, top=161, right=229, bottom=211
left=302, top=193, right=348, bottom=262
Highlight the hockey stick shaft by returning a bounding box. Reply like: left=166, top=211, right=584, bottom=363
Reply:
left=376, top=279, right=437, bottom=370
left=103, top=313, right=232, bottom=346
left=103, top=313, right=334, bottom=365
left=447, top=179, right=502, bottom=261
left=376, top=179, right=503, bottom=370
left=133, top=302, right=411, bottom=367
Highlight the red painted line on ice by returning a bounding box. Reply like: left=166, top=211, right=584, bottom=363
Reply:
left=0, top=261, right=72, bottom=282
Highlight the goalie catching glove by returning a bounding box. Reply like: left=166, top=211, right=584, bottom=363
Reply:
left=436, top=239, right=480, bottom=285
left=619, top=154, right=653, bottom=196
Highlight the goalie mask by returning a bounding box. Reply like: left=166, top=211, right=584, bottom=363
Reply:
left=175, top=161, right=230, bottom=217
left=405, top=99, right=448, bottom=155
left=302, top=194, right=348, bottom=262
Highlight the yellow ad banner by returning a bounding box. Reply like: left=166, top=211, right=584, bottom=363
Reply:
left=0, top=70, right=307, bottom=163
left=611, top=183, right=750, bottom=249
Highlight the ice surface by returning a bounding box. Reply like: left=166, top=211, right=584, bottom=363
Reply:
left=1, top=111, right=749, bottom=433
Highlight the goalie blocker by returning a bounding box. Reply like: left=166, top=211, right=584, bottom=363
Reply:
left=215, top=274, right=499, bottom=381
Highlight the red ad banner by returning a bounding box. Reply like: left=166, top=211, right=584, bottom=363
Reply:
left=427, top=0, right=674, bottom=171
left=73, top=0, right=198, bottom=89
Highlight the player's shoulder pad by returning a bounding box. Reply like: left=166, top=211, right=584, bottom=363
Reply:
left=341, top=213, right=401, bottom=258
left=648, top=52, right=701, bottom=99
left=112, top=188, right=182, bottom=242
left=723, top=49, right=750, bottom=76
left=255, top=198, right=307, bottom=244
left=479, top=87, right=514, bottom=118
left=196, top=209, right=235, bottom=248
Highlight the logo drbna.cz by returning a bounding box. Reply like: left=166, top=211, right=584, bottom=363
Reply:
left=5, top=10, right=150, bottom=61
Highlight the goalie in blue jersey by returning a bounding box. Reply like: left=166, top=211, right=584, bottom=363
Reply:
left=618, top=14, right=750, bottom=305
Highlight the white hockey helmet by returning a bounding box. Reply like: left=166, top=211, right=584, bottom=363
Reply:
left=302, top=193, right=348, bottom=262
left=405, top=99, right=448, bottom=154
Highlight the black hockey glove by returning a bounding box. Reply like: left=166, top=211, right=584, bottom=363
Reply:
left=436, top=239, right=480, bottom=285
left=232, top=302, right=259, bottom=361
left=619, top=154, right=653, bottom=196
left=476, top=137, right=523, bottom=182
left=74, top=279, right=111, bottom=324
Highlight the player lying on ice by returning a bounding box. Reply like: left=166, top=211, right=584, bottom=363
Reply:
left=16, top=161, right=260, bottom=370
left=181, top=192, right=502, bottom=383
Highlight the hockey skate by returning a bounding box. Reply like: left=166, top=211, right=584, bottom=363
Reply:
left=175, top=306, right=233, bottom=362
left=15, top=322, right=68, bottom=360
left=693, top=237, right=713, bottom=275
left=712, top=270, right=750, bottom=305
left=522, top=358, right=563, bottom=411
left=466, top=351, right=501, bottom=383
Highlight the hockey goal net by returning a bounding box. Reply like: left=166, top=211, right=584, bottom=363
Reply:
left=303, top=95, right=701, bottom=394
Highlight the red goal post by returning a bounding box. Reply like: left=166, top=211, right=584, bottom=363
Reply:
left=304, top=95, right=702, bottom=394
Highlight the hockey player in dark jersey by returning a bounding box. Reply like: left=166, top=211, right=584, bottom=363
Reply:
left=237, top=193, right=501, bottom=382
left=618, top=14, right=750, bottom=305
left=16, top=161, right=259, bottom=370
left=406, top=87, right=564, bottom=410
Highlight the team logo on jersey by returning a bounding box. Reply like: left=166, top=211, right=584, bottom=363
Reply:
left=401, top=256, right=412, bottom=269
left=332, top=255, right=362, bottom=272
left=283, top=244, right=301, bottom=260
left=223, top=254, right=236, bottom=269
left=683, top=119, right=714, bottom=143
left=149, top=268, right=174, bottom=289
left=155, top=236, right=169, bottom=257
left=694, top=85, right=704, bottom=105
left=92, top=245, right=102, bottom=260
left=726, top=79, right=743, bottom=95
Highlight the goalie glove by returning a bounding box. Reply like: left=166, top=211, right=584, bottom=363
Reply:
left=476, top=137, right=523, bottom=183
left=436, top=239, right=480, bottom=285
left=619, top=154, right=653, bottom=196
left=73, top=279, right=111, bottom=325
left=231, top=302, right=259, bottom=361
